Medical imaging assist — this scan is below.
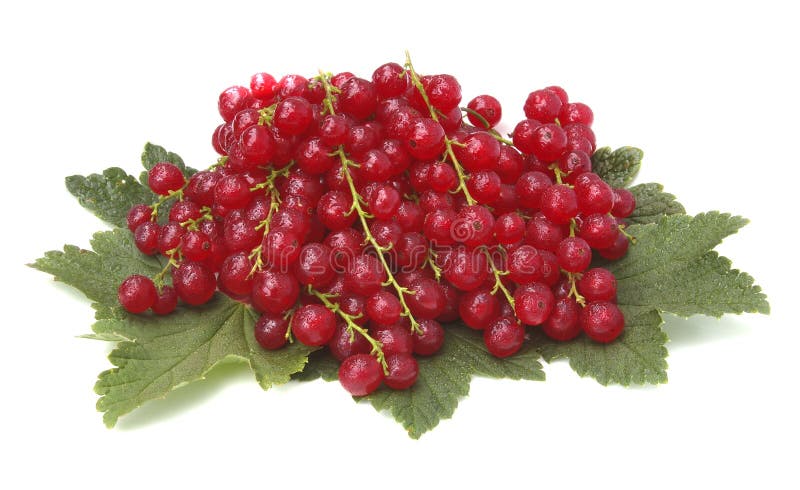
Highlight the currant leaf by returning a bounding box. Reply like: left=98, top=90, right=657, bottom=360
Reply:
left=139, top=142, right=197, bottom=186
left=535, top=309, right=668, bottom=386
left=65, top=168, right=154, bottom=228
left=92, top=297, right=314, bottom=427
left=627, top=182, right=686, bottom=225
left=611, top=212, right=770, bottom=318
left=592, top=146, right=643, bottom=188
left=299, top=324, right=545, bottom=439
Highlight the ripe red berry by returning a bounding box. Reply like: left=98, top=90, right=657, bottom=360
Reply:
left=118, top=275, right=157, bottom=314
left=556, top=237, right=592, bottom=273
left=405, top=278, right=446, bottom=320
left=254, top=312, right=289, bottom=350
left=611, top=188, right=636, bottom=218
left=467, top=94, right=502, bottom=128
left=148, top=162, right=185, bottom=196
left=581, top=301, right=625, bottom=343
left=134, top=221, right=160, bottom=255
left=484, top=316, right=525, bottom=358
left=514, top=282, right=555, bottom=326
left=578, top=213, right=620, bottom=250
left=173, top=262, right=216, bottom=306
left=328, top=322, right=372, bottom=361
left=458, top=288, right=501, bottom=330
left=542, top=297, right=581, bottom=341
left=292, top=304, right=337, bottom=346
left=365, top=291, right=402, bottom=326
left=524, top=89, right=563, bottom=123
left=559, top=102, right=594, bottom=126
left=454, top=131, right=501, bottom=172
left=494, top=212, right=525, bottom=245
left=372, top=324, right=413, bottom=355
left=127, top=204, right=153, bottom=232
left=344, top=254, right=386, bottom=296
left=384, top=353, right=419, bottom=390
left=372, top=62, right=408, bottom=99
left=577, top=268, right=618, bottom=302
left=273, top=96, right=314, bottom=136
left=507, top=245, right=544, bottom=284
left=530, top=123, right=568, bottom=162
left=251, top=270, right=300, bottom=314
left=151, top=285, right=178, bottom=315
left=406, top=118, right=446, bottom=160
left=293, top=243, right=335, bottom=287
left=574, top=173, right=614, bottom=215
left=338, top=354, right=384, bottom=396
left=540, top=184, right=578, bottom=224
left=413, top=319, right=445, bottom=356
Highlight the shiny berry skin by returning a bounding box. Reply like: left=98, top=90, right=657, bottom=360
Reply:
left=295, top=137, right=334, bottom=175
left=218, top=86, right=250, bottom=122
left=511, top=119, right=542, bottom=154
left=453, top=205, right=494, bottom=247
left=466, top=94, right=502, bottom=128
left=372, top=62, right=408, bottom=98
left=372, top=324, right=413, bottom=355
left=367, top=184, right=401, bottom=220
left=423, top=208, right=457, bottom=246
left=168, top=200, right=202, bottom=224
left=428, top=162, right=457, bottom=193
left=328, top=322, right=372, bottom=361
left=413, top=319, right=445, bottom=356
left=185, top=171, right=221, bottom=207
left=538, top=250, right=561, bottom=286
left=540, top=184, right=578, bottom=224
left=524, top=89, right=563, bottom=123
left=558, top=150, right=593, bottom=183
left=317, top=190, right=357, bottom=231
left=542, top=297, right=581, bottom=341
left=344, top=254, right=386, bottom=296
left=292, top=304, right=336, bottom=346
left=507, top=245, right=544, bottom=284
left=223, top=216, right=260, bottom=253
left=557, top=237, right=592, bottom=273
left=405, top=278, right=446, bottom=320
left=173, top=262, right=216, bottom=305
left=484, top=316, right=525, bottom=358
left=454, top=131, right=501, bottom=172
left=339, top=77, right=377, bottom=120
left=338, top=354, right=384, bottom=396
left=181, top=230, right=212, bottom=262
left=156, top=222, right=184, bottom=257
left=494, top=212, right=525, bottom=245
left=366, top=291, right=402, bottom=326
left=582, top=301, right=625, bottom=343
left=458, top=288, right=500, bottom=330
left=514, top=282, right=555, bottom=326
left=150, top=285, right=178, bottom=315
left=357, top=149, right=393, bottom=182
left=421, top=74, right=462, bottom=112
left=611, top=188, right=636, bottom=218
left=574, top=173, right=614, bottom=215
left=251, top=270, right=300, bottom=314
left=273, top=96, right=314, bottom=136
left=516, top=171, right=553, bottom=210
left=384, top=353, right=419, bottom=390
left=214, top=174, right=253, bottom=209
left=118, top=275, right=157, bottom=313
left=293, top=243, right=335, bottom=287
left=443, top=246, right=489, bottom=291
left=559, top=102, right=594, bottom=126
left=406, top=118, right=446, bottom=160
left=148, top=162, right=185, bottom=195
left=127, top=204, right=152, bottom=232
left=467, top=170, right=502, bottom=204
left=496, top=146, right=525, bottom=184
left=598, top=232, right=630, bottom=260
left=530, top=123, right=568, bottom=162
left=526, top=212, right=568, bottom=252
left=254, top=312, right=289, bottom=350
left=250, top=72, right=277, bottom=100
left=134, top=221, right=160, bottom=255
left=578, top=268, right=617, bottom=302
left=219, top=252, right=254, bottom=297
left=319, top=114, right=350, bottom=147
left=578, top=213, right=620, bottom=249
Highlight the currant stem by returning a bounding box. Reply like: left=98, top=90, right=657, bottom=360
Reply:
left=460, top=107, right=514, bottom=146
left=316, top=70, right=422, bottom=335
left=566, top=272, right=586, bottom=306
left=247, top=163, right=294, bottom=277
left=485, top=247, right=516, bottom=309
left=309, top=287, right=388, bottom=374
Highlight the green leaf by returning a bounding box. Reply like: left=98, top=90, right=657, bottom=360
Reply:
left=536, top=309, right=668, bottom=386
left=627, top=183, right=686, bottom=225
left=65, top=167, right=154, bottom=228
left=592, top=146, right=643, bottom=188
left=298, top=324, right=545, bottom=439
left=141, top=142, right=187, bottom=173
left=93, top=297, right=314, bottom=427
left=29, top=229, right=163, bottom=306
left=292, top=350, right=340, bottom=382
left=611, top=212, right=770, bottom=318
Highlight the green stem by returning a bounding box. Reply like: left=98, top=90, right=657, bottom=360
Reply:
left=460, top=106, right=514, bottom=146
left=247, top=163, right=295, bottom=277
left=310, top=287, right=388, bottom=373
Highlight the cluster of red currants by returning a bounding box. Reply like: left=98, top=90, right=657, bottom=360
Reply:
left=117, top=55, right=635, bottom=396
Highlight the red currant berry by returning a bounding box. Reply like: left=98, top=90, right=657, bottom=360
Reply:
left=291, top=304, right=336, bottom=346
left=118, top=275, right=157, bottom=314
left=611, top=188, right=636, bottom=218
left=185, top=171, right=221, bottom=207
left=338, top=77, right=377, bottom=120
left=214, top=174, right=253, bottom=209
left=223, top=216, right=260, bottom=253
left=496, top=146, right=525, bottom=184
left=338, top=354, right=384, bottom=396
left=524, top=89, right=563, bottom=123
left=157, top=221, right=185, bottom=256
left=559, top=102, right=594, bottom=127
left=134, top=221, right=160, bottom=255
left=293, top=243, right=335, bottom=287
left=150, top=285, right=178, bottom=315
left=484, top=316, right=525, bottom=358
left=577, top=268, right=617, bottom=302
left=250, top=72, right=277, bottom=100
left=344, top=254, right=386, bottom=296
left=514, top=282, right=555, bottom=326
left=366, top=291, right=402, bottom=326
left=413, top=319, right=445, bottom=356
left=542, top=297, right=581, bottom=341
left=273, top=96, right=314, bottom=136
left=423, top=208, right=457, bottom=246
left=148, top=162, right=185, bottom=196
left=384, top=353, right=419, bottom=390
left=218, top=86, right=251, bottom=122
left=181, top=230, right=212, bottom=262
left=405, top=278, right=446, bottom=320
left=251, top=270, right=300, bottom=314
left=526, top=212, right=569, bottom=252
left=173, top=262, right=216, bottom=306
left=530, top=123, right=568, bottom=162
left=466, top=170, right=502, bottom=204
left=422, top=74, right=462, bottom=112
left=372, top=62, right=408, bottom=99
left=558, top=150, right=592, bottom=184
left=507, top=245, right=544, bottom=284
left=467, top=94, right=502, bottom=128
left=582, top=301, right=625, bottom=343
left=127, top=204, right=153, bottom=232
left=556, top=237, right=592, bottom=273
left=406, top=118, right=446, bottom=160
left=254, top=312, right=289, bottom=350
left=578, top=213, right=620, bottom=249
left=453, top=205, right=495, bottom=247
left=516, top=171, right=553, bottom=210
left=540, top=184, right=578, bottom=224
left=454, top=131, right=501, bottom=172
left=328, top=322, right=372, bottom=361
left=574, top=173, right=614, bottom=215
left=219, top=252, right=254, bottom=297
left=372, top=324, right=413, bottom=355
left=538, top=250, right=561, bottom=286
left=512, top=119, right=542, bottom=154
left=545, top=85, right=569, bottom=105
left=458, top=288, right=501, bottom=330
left=494, top=212, right=525, bottom=245
left=442, top=246, right=489, bottom=291
left=598, top=232, right=630, bottom=260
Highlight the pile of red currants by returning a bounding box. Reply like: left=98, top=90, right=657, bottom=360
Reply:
left=117, top=55, right=635, bottom=396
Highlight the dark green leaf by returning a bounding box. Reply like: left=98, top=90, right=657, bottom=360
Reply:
left=627, top=183, right=686, bottom=225
left=65, top=167, right=154, bottom=228
left=139, top=142, right=196, bottom=185
left=592, top=146, right=643, bottom=188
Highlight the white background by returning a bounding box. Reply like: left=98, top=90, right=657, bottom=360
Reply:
left=1, top=1, right=797, bottom=488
